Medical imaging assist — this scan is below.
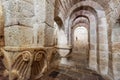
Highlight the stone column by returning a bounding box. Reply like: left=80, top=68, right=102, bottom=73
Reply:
left=34, top=0, right=55, bottom=47
left=2, top=0, right=34, bottom=47
left=44, top=0, right=55, bottom=47
left=1, top=0, right=55, bottom=80
left=34, top=0, right=46, bottom=46
left=98, top=17, right=109, bottom=75
left=89, top=20, right=97, bottom=71
left=112, top=25, right=120, bottom=80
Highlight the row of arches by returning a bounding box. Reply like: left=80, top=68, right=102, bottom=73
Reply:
left=54, top=0, right=109, bottom=78
left=0, top=0, right=120, bottom=80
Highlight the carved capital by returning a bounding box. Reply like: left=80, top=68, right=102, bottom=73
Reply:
left=0, top=47, right=50, bottom=80
left=31, top=50, right=47, bottom=80
left=34, top=51, right=46, bottom=61
left=12, top=51, right=32, bottom=80
left=22, top=51, right=31, bottom=62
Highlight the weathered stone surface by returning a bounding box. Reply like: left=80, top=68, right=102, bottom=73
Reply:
left=5, top=25, right=33, bottom=47
left=0, top=0, right=120, bottom=80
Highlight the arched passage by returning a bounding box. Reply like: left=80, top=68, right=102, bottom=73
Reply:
left=54, top=16, right=68, bottom=47
left=65, top=1, right=109, bottom=76
left=73, top=26, right=88, bottom=51
left=72, top=26, right=89, bottom=67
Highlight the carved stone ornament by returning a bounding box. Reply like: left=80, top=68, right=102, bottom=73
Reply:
left=0, top=47, right=49, bottom=80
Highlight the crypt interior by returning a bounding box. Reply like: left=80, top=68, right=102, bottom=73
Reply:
left=0, top=0, right=120, bottom=80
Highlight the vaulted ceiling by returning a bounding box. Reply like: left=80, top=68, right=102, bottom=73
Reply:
left=54, top=0, right=120, bottom=18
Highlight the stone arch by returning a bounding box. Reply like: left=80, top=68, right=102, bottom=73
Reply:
left=67, top=1, right=104, bottom=18
left=72, top=23, right=89, bottom=46
left=54, top=16, right=68, bottom=47
left=54, top=16, right=64, bottom=29
left=67, top=10, right=98, bottom=71
left=72, top=26, right=88, bottom=49
left=71, top=10, right=98, bottom=71
left=72, top=16, right=89, bottom=27
left=65, top=0, right=109, bottom=76
left=72, top=24, right=89, bottom=67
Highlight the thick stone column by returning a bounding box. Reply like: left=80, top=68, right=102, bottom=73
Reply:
left=2, top=0, right=35, bottom=47
left=0, top=0, right=55, bottom=80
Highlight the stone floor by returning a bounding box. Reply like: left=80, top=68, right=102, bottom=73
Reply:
left=0, top=59, right=105, bottom=80
left=40, top=68, right=105, bottom=80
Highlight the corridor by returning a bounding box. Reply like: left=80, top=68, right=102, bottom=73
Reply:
left=0, top=0, right=120, bottom=80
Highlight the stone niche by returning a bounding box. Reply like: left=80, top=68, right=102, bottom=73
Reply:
left=4, top=25, right=33, bottom=47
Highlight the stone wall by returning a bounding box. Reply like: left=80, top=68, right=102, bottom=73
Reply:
left=0, top=0, right=120, bottom=80
left=112, top=24, right=120, bottom=80
left=106, top=0, right=120, bottom=80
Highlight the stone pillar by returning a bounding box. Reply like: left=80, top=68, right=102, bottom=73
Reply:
left=0, top=0, right=55, bottom=80
left=2, top=0, right=34, bottom=47
left=112, top=25, right=120, bottom=80
left=34, top=0, right=55, bottom=47
left=89, top=27, right=97, bottom=71
left=44, top=0, right=55, bottom=47
left=112, top=49, right=120, bottom=80
left=34, top=0, right=46, bottom=46
left=98, top=17, right=109, bottom=75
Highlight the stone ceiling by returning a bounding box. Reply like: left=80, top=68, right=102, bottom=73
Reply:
left=55, top=0, right=120, bottom=18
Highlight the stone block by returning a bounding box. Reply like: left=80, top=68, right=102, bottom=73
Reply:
left=18, top=0, right=34, bottom=18
left=5, top=25, right=33, bottom=47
